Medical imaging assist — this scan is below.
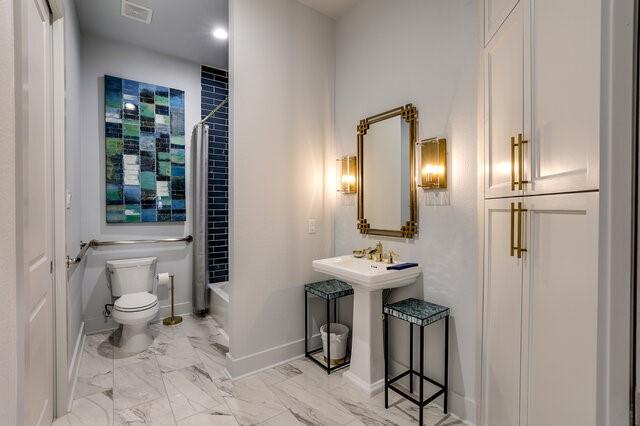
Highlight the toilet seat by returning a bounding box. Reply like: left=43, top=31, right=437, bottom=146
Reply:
left=112, top=292, right=159, bottom=327
left=114, top=292, right=158, bottom=312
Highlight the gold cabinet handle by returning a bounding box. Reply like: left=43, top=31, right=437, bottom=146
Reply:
left=510, top=136, right=516, bottom=191
left=510, top=202, right=515, bottom=257
left=516, top=202, right=528, bottom=258
left=510, top=133, right=530, bottom=191
left=517, top=134, right=529, bottom=190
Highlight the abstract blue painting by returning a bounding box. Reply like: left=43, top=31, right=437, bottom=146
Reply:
left=104, top=75, right=186, bottom=223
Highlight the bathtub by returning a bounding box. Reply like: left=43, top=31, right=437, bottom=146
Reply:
left=208, top=282, right=229, bottom=336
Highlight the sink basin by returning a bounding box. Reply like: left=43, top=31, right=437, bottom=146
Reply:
left=312, top=255, right=421, bottom=291
left=312, top=255, right=422, bottom=395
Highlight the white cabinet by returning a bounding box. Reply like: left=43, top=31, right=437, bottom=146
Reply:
left=524, top=0, right=600, bottom=195
left=520, top=193, right=598, bottom=425
left=481, top=198, right=524, bottom=426
left=482, top=1, right=601, bottom=422
left=481, top=192, right=599, bottom=425
left=484, top=3, right=524, bottom=199
left=483, top=0, right=600, bottom=199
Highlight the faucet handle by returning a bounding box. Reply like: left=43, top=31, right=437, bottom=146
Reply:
left=388, top=250, right=399, bottom=264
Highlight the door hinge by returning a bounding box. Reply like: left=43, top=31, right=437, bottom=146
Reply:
left=50, top=260, right=54, bottom=274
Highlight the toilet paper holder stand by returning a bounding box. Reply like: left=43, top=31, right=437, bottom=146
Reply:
left=161, top=273, right=183, bottom=326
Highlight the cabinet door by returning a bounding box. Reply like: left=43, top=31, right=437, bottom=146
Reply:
left=481, top=197, right=524, bottom=426
left=484, top=3, right=524, bottom=199
left=485, top=0, right=520, bottom=45
left=519, top=192, right=598, bottom=425
left=523, top=0, right=600, bottom=195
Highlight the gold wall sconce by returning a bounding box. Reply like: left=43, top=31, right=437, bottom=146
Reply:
left=418, top=137, right=447, bottom=189
left=336, top=155, right=358, bottom=193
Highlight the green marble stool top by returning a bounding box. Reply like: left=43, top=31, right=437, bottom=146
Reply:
left=384, top=297, right=450, bottom=327
left=304, top=279, right=353, bottom=300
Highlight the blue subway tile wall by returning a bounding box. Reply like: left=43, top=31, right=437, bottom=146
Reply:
left=202, top=66, right=229, bottom=284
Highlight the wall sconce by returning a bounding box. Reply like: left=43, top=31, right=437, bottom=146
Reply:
left=418, top=137, right=447, bottom=189
left=336, top=155, right=358, bottom=193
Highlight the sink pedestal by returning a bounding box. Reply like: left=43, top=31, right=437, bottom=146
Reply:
left=311, top=255, right=421, bottom=396
left=343, top=287, right=385, bottom=395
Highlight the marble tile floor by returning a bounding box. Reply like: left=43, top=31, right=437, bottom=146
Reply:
left=54, top=314, right=464, bottom=426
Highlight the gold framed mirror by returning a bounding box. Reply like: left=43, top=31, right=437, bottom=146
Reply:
left=357, top=104, right=418, bottom=238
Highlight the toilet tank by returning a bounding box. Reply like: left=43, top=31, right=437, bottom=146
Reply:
left=106, top=257, right=157, bottom=297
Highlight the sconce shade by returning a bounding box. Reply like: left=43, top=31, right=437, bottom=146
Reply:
left=337, top=155, right=358, bottom=193
left=419, top=138, right=447, bottom=189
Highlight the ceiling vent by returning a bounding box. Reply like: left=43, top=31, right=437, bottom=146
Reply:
left=121, top=0, right=153, bottom=24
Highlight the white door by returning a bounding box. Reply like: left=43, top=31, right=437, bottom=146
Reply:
left=481, top=197, right=524, bottom=426
left=484, top=0, right=520, bottom=45
left=20, top=0, right=55, bottom=423
left=523, top=0, right=600, bottom=195
left=484, top=3, right=524, bottom=199
left=519, top=192, right=598, bottom=425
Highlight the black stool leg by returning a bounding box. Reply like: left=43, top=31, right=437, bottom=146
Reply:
left=384, top=313, right=389, bottom=409
left=304, top=291, right=308, bottom=357
left=326, top=297, right=331, bottom=374
left=444, top=316, right=449, bottom=414
left=409, top=322, right=413, bottom=394
left=419, top=325, right=424, bottom=425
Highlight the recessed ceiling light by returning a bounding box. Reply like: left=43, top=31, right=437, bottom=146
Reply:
left=212, top=28, right=228, bottom=40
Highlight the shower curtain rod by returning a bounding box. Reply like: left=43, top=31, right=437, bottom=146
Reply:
left=194, top=97, right=228, bottom=129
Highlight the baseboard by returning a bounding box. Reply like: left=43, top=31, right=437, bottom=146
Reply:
left=227, top=352, right=304, bottom=381
left=158, top=301, right=191, bottom=319
left=84, top=301, right=192, bottom=334
left=226, top=333, right=322, bottom=378
left=389, top=359, right=477, bottom=425
left=343, top=371, right=385, bottom=396
left=218, top=327, right=229, bottom=343
left=66, top=322, right=85, bottom=412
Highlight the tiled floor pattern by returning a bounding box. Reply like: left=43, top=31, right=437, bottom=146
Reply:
left=54, top=315, right=463, bottom=425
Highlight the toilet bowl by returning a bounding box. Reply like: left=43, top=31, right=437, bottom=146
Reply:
left=107, top=257, right=159, bottom=353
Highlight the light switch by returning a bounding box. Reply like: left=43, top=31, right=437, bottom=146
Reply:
left=308, top=219, right=318, bottom=234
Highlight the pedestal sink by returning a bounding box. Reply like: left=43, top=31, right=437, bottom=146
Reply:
left=312, top=255, right=421, bottom=395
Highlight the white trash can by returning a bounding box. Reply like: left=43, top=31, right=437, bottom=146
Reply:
left=320, top=323, right=349, bottom=364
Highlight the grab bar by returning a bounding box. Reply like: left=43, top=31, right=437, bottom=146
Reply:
left=66, top=241, right=92, bottom=267
left=66, top=235, right=193, bottom=268
left=91, top=235, right=194, bottom=247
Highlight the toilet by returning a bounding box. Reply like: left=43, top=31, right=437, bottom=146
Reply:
left=106, top=257, right=159, bottom=353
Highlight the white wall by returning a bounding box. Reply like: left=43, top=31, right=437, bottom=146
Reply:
left=63, top=0, right=84, bottom=373
left=0, top=0, right=17, bottom=421
left=228, top=0, right=335, bottom=375
left=79, top=33, right=200, bottom=332
left=335, top=0, right=480, bottom=422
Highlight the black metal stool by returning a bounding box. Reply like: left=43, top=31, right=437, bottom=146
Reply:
left=383, top=297, right=450, bottom=425
left=304, top=279, right=353, bottom=374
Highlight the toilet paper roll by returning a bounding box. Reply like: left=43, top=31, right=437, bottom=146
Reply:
left=158, top=272, right=171, bottom=287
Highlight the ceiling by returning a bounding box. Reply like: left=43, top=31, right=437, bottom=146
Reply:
left=296, top=0, right=358, bottom=19
left=74, top=0, right=228, bottom=69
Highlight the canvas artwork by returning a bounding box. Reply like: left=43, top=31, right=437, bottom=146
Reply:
left=104, top=75, right=186, bottom=223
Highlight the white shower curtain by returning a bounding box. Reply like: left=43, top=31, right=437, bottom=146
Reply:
left=192, top=123, right=209, bottom=314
